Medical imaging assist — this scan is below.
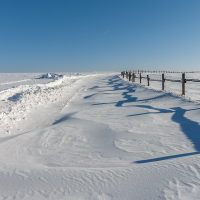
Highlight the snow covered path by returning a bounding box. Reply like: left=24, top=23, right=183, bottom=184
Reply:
left=1, top=73, right=200, bottom=199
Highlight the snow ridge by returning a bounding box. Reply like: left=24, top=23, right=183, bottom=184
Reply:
left=0, top=73, right=79, bottom=133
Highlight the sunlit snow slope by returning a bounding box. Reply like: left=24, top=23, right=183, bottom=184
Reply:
left=1, top=72, right=200, bottom=200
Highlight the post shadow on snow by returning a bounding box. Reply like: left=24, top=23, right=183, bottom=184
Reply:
left=134, top=106, right=200, bottom=163
left=171, top=107, right=200, bottom=152
left=107, top=76, right=171, bottom=107
left=127, top=104, right=173, bottom=117
left=116, top=93, right=171, bottom=107
left=52, top=113, right=76, bottom=125
left=89, top=76, right=139, bottom=107
left=87, top=76, right=123, bottom=92
left=93, top=76, right=192, bottom=111
left=104, top=75, right=194, bottom=109
left=106, top=75, right=180, bottom=107
left=91, top=90, right=137, bottom=107
left=116, top=91, right=137, bottom=107
left=88, top=86, right=99, bottom=90
left=135, top=152, right=200, bottom=163
left=84, top=94, right=96, bottom=99
left=92, top=93, right=167, bottom=107
left=107, top=75, right=120, bottom=84
left=91, top=76, right=169, bottom=107
left=108, top=76, right=130, bottom=91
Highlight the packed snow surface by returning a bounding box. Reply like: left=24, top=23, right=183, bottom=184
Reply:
left=1, top=72, right=200, bottom=199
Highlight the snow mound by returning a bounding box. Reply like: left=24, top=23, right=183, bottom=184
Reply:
left=0, top=73, right=80, bottom=133
left=39, top=73, right=64, bottom=79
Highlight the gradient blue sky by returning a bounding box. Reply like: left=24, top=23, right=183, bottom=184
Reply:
left=0, top=0, right=200, bottom=73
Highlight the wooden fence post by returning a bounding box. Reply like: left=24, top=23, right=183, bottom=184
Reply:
left=147, top=75, right=150, bottom=86
left=162, top=74, right=165, bottom=90
left=129, top=72, right=131, bottom=81
left=140, top=73, right=142, bottom=84
left=132, top=73, right=135, bottom=82
left=182, top=73, right=186, bottom=95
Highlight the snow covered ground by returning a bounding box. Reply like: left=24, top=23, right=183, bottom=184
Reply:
left=1, top=72, right=200, bottom=199
left=133, top=72, right=200, bottom=102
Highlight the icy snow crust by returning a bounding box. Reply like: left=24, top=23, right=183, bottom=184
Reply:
left=1, top=72, right=200, bottom=199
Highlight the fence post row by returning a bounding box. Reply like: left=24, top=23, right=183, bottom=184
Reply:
left=182, top=73, right=186, bottom=95
left=147, top=75, right=150, bottom=86
left=162, top=74, right=165, bottom=90
left=126, top=71, right=128, bottom=79
left=129, top=72, right=131, bottom=81
left=121, top=71, right=124, bottom=78
left=121, top=71, right=188, bottom=96
left=132, top=73, right=135, bottom=82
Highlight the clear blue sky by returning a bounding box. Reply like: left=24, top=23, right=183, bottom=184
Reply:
left=0, top=0, right=200, bottom=73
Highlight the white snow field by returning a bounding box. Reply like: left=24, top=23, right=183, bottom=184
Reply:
left=1, top=72, right=200, bottom=199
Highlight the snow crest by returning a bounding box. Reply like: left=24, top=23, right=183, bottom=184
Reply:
left=0, top=73, right=79, bottom=133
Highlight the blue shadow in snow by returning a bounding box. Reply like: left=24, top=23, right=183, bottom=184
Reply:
left=171, top=107, right=200, bottom=152
left=91, top=76, right=138, bottom=107
left=135, top=152, right=200, bottom=163
left=7, top=93, right=23, bottom=102
left=53, top=113, right=75, bottom=125
left=102, top=76, right=200, bottom=163
left=134, top=106, right=200, bottom=163
left=93, top=76, right=168, bottom=107
left=127, top=105, right=173, bottom=117
left=84, top=94, right=95, bottom=99
left=116, top=91, right=137, bottom=107
left=88, top=75, right=200, bottom=163
left=89, top=86, right=99, bottom=90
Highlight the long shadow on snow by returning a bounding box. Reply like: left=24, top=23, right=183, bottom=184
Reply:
left=93, top=76, right=167, bottom=107
left=91, top=76, right=138, bottom=107
left=134, top=106, right=200, bottom=163
left=89, top=75, right=200, bottom=163
left=104, top=76, right=200, bottom=163
left=92, top=93, right=167, bottom=107
left=53, top=113, right=76, bottom=125
left=84, top=94, right=95, bottom=99
left=110, top=76, right=169, bottom=106
left=136, top=152, right=200, bottom=163
left=89, top=86, right=99, bottom=90
left=171, top=107, right=200, bottom=152
left=127, top=105, right=173, bottom=117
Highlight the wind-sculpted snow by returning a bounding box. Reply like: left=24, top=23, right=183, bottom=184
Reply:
left=0, top=77, right=73, bottom=133
left=0, top=72, right=112, bottom=134
left=1, top=72, right=200, bottom=199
